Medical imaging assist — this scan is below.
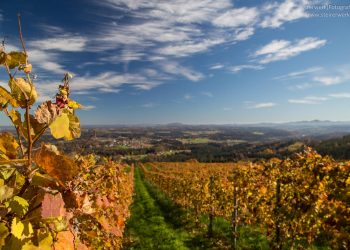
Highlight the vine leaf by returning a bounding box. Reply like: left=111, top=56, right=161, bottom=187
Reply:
left=0, top=86, right=19, bottom=109
left=34, top=144, right=79, bottom=184
left=41, top=193, right=66, bottom=218
left=49, top=111, right=81, bottom=140
left=53, top=231, right=75, bottom=250
left=10, top=217, right=33, bottom=240
left=8, top=78, right=37, bottom=107
left=34, top=101, right=60, bottom=124
left=0, top=133, right=19, bottom=160
left=5, top=52, right=27, bottom=69
left=22, top=115, right=46, bottom=141
left=0, top=185, right=14, bottom=203
left=0, top=222, right=9, bottom=247
left=5, top=196, right=29, bottom=216
left=68, top=99, right=82, bottom=110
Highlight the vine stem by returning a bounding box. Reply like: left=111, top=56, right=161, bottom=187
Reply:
left=25, top=102, right=32, bottom=169
left=17, top=14, right=27, bottom=61
left=17, top=14, right=32, bottom=169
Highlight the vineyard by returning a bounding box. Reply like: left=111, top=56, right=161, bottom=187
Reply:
left=0, top=14, right=350, bottom=250
left=140, top=149, right=350, bottom=249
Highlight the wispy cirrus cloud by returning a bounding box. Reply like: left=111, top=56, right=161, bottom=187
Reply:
left=229, top=64, right=264, bottom=73
left=254, top=37, right=327, bottom=64
left=260, top=0, right=309, bottom=28
left=274, top=66, right=323, bottom=80
left=288, top=96, right=329, bottom=104
left=160, top=62, right=204, bottom=82
left=212, top=7, right=258, bottom=28
left=280, top=64, right=350, bottom=90
left=247, top=102, right=277, bottom=109
left=28, top=35, right=88, bottom=52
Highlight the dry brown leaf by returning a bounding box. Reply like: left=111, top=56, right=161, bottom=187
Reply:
left=34, top=144, right=79, bottom=184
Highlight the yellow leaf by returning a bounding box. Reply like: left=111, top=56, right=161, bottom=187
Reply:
left=8, top=78, right=37, bottom=107
left=49, top=112, right=70, bottom=139
left=68, top=99, right=82, bottom=109
left=11, top=217, right=24, bottom=239
left=49, top=111, right=80, bottom=141
left=5, top=51, right=27, bottom=69
left=0, top=86, right=19, bottom=108
left=0, top=132, right=19, bottom=159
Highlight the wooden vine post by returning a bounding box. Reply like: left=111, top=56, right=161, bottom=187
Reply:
left=207, top=175, right=215, bottom=238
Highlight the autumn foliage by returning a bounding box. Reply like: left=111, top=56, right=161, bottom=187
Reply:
left=141, top=148, right=350, bottom=249
left=0, top=16, right=134, bottom=249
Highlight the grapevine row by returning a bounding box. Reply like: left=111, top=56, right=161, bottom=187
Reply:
left=141, top=148, right=349, bottom=249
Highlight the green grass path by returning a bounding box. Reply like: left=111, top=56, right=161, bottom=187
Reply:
left=123, top=167, right=190, bottom=250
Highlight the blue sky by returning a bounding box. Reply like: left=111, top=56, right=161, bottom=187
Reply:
left=1, top=0, right=350, bottom=125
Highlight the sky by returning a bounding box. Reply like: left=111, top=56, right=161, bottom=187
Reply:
left=0, top=0, right=350, bottom=125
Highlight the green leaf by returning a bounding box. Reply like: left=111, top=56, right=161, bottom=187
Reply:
left=5, top=196, right=29, bottom=216
left=0, top=167, right=15, bottom=180
left=31, top=172, right=57, bottom=188
left=5, top=52, right=27, bottom=69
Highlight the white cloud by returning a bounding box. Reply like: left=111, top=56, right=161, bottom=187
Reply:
left=329, top=93, right=350, bottom=98
left=254, top=37, right=327, bottom=64
left=161, top=62, right=204, bottom=82
left=255, top=40, right=291, bottom=56
left=288, top=96, right=328, bottom=104
left=234, top=27, right=255, bottom=41
left=156, top=38, right=224, bottom=57
left=29, top=49, right=67, bottom=74
left=82, top=105, right=96, bottom=110
left=212, top=7, right=258, bottom=28
left=210, top=64, right=224, bottom=70
left=35, top=71, right=162, bottom=101
left=248, top=102, right=277, bottom=109
left=274, top=66, right=323, bottom=80
left=313, top=76, right=342, bottom=86
left=260, top=0, right=309, bottom=28
left=29, top=36, right=87, bottom=52
left=229, top=64, right=264, bottom=73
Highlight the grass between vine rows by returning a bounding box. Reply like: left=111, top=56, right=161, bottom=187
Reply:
left=123, top=167, right=273, bottom=250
